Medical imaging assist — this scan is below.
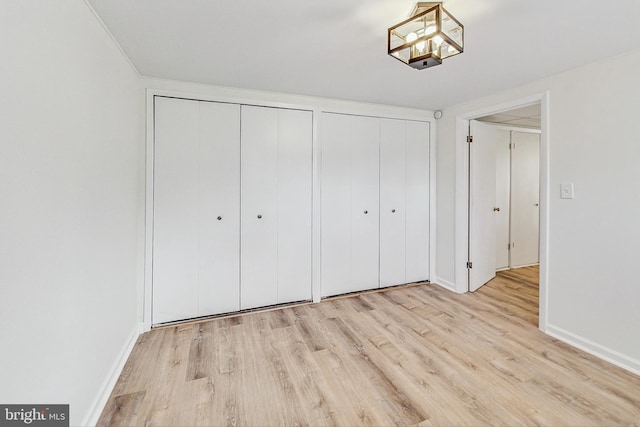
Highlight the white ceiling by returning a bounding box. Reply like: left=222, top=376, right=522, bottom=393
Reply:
left=478, top=104, right=541, bottom=128
left=87, top=0, right=640, bottom=110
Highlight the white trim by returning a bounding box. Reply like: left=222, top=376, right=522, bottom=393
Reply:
left=82, top=0, right=141, bottom=77
left=546, top=324, right=640, bottom=376
left=143, top=90, right=155, bottom=331
left=143, top=85, right=432, bottom=122
left=454, top=92, right=550, bottom=332
left=538, top=95, right=550, bottom=332
left=431, top=277, right=459, bottom=293
left=481, top=124, right=541, bottom=134
left=311, top=108, right=322, bottom=303
left=429, top=120, right=437, bottom=283
left=509, top=262, right=540, bottom=269
left=82, top=323, right=143, bottom=426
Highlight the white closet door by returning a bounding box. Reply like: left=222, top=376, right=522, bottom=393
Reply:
left=350, top=115, right=380, bottom=292
left=153, top=97, right=199, bottom=323
left=495, top=130, right=511, bottom=270
left=380, top=118, right=407, bottom=287
left=510, top=131, right=540, bottom=267
left=241, top=106, right=312, bottom=309
left=405, top=120, right=430, bottom=282
left=321, top=113, right=380, bottom=296
left=320, top=113, right=353, bottom=296
left=198, top=101, right=241, bottom=315
left=241, top=106, right=279, bottom=309
left=276, top=109, right=313, bottom=303
left=153, top=98, right=240, bottom=324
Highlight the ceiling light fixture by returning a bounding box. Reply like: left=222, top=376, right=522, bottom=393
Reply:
left=388, top=2, right=464, bottom=70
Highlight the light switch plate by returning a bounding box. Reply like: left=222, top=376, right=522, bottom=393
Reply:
left=560, top=183, right=574, bottom=199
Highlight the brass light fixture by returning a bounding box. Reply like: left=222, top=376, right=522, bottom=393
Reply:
left=388, top=2, right=464, bottom=69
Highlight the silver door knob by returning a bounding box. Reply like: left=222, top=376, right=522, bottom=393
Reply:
left=364, top=210, right=368, bottom=214
left=217, top=216, right=222, bottom=220
left=391, top=209, right=396, bottom=213
left=257, top=214, right=262, bottom=219
left=493, top=207, right=500, bottom=212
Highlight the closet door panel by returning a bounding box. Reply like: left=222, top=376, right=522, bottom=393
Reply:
left=241, top=106, right=279, bottom=309
left=277, top=109, right=313, bottom=303
left=197, top=101, right=241, bottom=315
left=350, top=115, right=380, bottom=292
left=320, top=113, right=353, bottom=296
left=379, top=118, right=407, bottom=287
left=153, top=97, right=199, bottom=323
left=321, top=113, right=380, bottom=296
left=405, top=120, right=431, bottom=282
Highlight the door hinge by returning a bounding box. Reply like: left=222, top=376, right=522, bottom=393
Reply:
left=467, top=135, right=473, bottom=143
left=466, top=261, right=473, bottom=269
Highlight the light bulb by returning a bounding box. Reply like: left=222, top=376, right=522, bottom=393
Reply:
left=416, top=41, right=426, bottom=52
left=406, top=32, right=418, bottom=43
left=433, top=35, right=443, bottom=45
left=425, top=25, right=436, bottom=35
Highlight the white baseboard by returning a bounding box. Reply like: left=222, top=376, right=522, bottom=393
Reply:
left=545, top=324, right=640, bottom=376
left=432, top=277, right=461, bottom=293
left=82, top=323, right=143, bottom=426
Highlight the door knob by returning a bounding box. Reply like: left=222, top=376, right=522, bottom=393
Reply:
left=257, top=214, right=262, bottom=219
left=493, top=207, right=500, bottom=212
left=217, top=216, right=222, bottom=220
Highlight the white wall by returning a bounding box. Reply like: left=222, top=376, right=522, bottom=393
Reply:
left=436, top=49, right=640, bottom=372
left=0, top=1, right=142, bottom=424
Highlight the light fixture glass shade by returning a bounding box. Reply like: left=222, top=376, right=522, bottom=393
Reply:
left=388, top=3, right=463, bottom=69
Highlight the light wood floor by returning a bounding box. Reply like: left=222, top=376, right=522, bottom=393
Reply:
left=99, top=266, right=640, bottom=426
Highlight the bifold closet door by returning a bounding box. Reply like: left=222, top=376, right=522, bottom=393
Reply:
left=379, top=118, right=407, bottom=287
left=153, top=97, right=240, bottom=324
left=321, top=113, right=380, bottom=297
left=240, top=106, right=312, bottom=310
left=404, top=120, right=431, bottom=282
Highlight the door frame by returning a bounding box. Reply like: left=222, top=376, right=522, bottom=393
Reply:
left=454, top=92, right=550, bottom=332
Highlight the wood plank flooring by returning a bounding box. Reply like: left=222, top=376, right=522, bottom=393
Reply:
left=98, top=266, right=640, bottom=426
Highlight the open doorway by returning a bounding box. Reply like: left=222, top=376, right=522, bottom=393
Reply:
left=477, top=106, right=541, bottom=272
left=454, top=93, right=549, bottom=331
left=472, top=107, right=541, bottom=326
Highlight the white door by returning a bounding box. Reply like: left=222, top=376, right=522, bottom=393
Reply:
left=469, top=120, right=498, bottom=292
left=153, top=97, right=241, bottom=324
left=275, top=108, right=313, bottom=303
left=510, top=131, right=540, bottom=267
left=379, top=118, right=407, bottom=287
left=241, top=106, right=312, bottom=309
left=153, top=97, right=199, bottom=323
left=241, top=106, right=279, bottom=309
left=197, top=101, right=241, bottom=316
left=321, top=113, right=380, bottom=296
left=405, top=120, right=430, bottom=282
left=494, top=130, right=511, bottom=270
